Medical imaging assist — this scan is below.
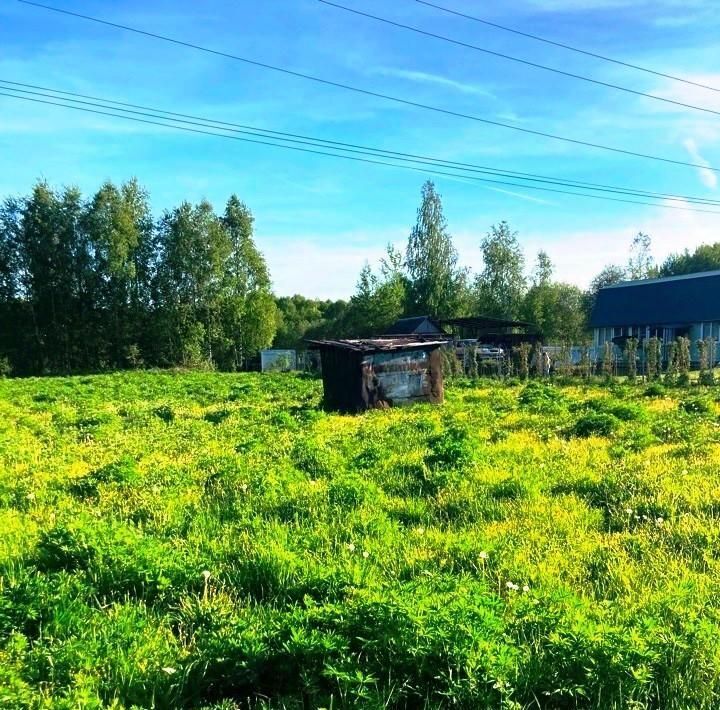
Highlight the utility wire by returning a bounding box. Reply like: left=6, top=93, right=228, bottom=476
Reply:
left=415, top=0, right=720, bottom=94
left=2, top=89, right=719, bottom=214
left=319, top=0, right=720, bottom=118
left=3, top=79, right=719, bottom=206
left=17, top=0, right=720, bottom=174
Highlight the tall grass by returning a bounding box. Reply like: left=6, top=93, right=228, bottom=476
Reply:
left=1, top=371, right=720, bottom=707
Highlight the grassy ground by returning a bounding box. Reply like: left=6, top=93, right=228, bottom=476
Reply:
left=1, top=371, right=720, bottom=708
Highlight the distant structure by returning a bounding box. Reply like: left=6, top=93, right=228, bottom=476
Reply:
left=440, top=316, right=542, bottom=350
left=590, top=270, right=720, bottom=359
left=384, top=315, right=444, bottom=336
left=260, top=349, right=297, bottom=372
left=307, top=337, right=446, bottom=412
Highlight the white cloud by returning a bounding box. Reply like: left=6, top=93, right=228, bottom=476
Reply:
left=260, top=232, right=405, bottom=300
left=263, top=201, right=720, bottom=300
left=372, top=67, right=496, bottom=98
left=683, top=138, right=718, bottom=189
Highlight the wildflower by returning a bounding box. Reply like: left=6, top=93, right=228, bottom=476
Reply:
left=417, top=527, right=425, bottom=535
left=522, top=585, right=530, bottom=593
left=240, top=483, right=248, bottom=493
left=362, top=550, right=369, bottom=559
left=505, top=581, right=519, bottom=591
left=202, top=570, right=211, bottom=580
left=347, top=542, right=355, bottom=553
left=479, top=551, right=489, bottom=560
left=625, top=508, right=633, bottom=515
left=656, top=517, right=664, bottom=526
left=642, top=514, right=648, bottom=521
left=162, top=667, right=177, bottom=675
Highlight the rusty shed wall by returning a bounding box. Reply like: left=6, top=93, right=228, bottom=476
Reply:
left=318, top=345, right=443, bottom=412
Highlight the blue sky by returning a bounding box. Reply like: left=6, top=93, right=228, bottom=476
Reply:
left=1, top=0, right=719, bottom=298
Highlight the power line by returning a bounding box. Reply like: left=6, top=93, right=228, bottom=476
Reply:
left=2, top=88, right=719, bottom=214
left=17, top=0, right=720, bottom=174
left=319, top=0, right=720, bottom=118
left=415, top=0, right=720, bottom=94
left=3, top=79, right=719, bottom=207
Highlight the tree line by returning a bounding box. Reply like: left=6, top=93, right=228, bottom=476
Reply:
left=0, top=180, right=275, bottom=375
left=277, top=181, right=711, bottom=350
left=2, top=178, right=718, bottom=375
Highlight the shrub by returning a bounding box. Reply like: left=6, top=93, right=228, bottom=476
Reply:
left=570, top=412, right=620, bottom=438
left=644, top=382, right=666, bottom=398
left=518, top=382, right=565, bottom=412
left=679, top=397, right=712, bottom=415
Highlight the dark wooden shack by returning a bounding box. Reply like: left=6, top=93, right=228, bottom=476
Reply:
left=307, top=337, right=446, bottom=412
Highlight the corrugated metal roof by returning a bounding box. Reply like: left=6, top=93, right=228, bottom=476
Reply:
left=307, top=337, right=448, bottom=353
left=590, top=270, right=720, bottom=327
left=441, top=315, right=538, bottom=330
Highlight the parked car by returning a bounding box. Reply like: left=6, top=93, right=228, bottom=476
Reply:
left=455, top=340, right=504, bottom=361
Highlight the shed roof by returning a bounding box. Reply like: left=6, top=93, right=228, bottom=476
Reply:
left=590, top=270, right=720, bottom=327
left=307, top=337, right=448, bottom=353
left=384, top=315, right=444, bottom=335
left=440, top=315, right=539, bottom=331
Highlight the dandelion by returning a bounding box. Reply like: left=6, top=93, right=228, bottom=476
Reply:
left=625, top=508, right=633, bottom=515
left=362, top=551, right=369, bottom=559
left=522, top=585, right=530, bottom=593
left=240, top=483, right=248, bottom=493
left=656, top=517, right=664, bottom=526
left=479, top=551, right=489, bottom=560
left=202, top=570, right=211, bottom=580
left=347, top=543, right=355, bottom=553
left=506, top=581, right=519, bottom=591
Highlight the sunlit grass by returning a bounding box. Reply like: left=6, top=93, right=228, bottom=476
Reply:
left=1, top=371, right=720, bottom=707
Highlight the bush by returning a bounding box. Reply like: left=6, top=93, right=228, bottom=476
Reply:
left=570, top=412, right=620, bottom=438
left=644, top=382, right=666, bottom=398
left=518, top=382, right=566, bottom=412
left=680, top=397, right=712, bottom=415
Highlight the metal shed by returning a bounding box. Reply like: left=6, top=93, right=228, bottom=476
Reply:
left=440, top=316, right=543, bottom=348
left=307, top=337, right=446, bottom=412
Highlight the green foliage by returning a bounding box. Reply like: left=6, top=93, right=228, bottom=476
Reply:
left=570, top=411, right=620, bottom=438
left=1, top=371, right=720, bottom=708
left=644, top=382, right=666, bottom=398
left=0, top=181, right=276, bottom=374
left=518, top=381, right=566, bottom=412
left=680, top=397, right=712, bottom=415
left=475, top=221, right=526, bottom=319
left=405, top=181, right=467, bottom=319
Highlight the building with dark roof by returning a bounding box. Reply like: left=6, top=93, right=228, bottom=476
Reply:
left=590, top=270, right=720, bottom=355
left=384, top=315, right=444, bottom=336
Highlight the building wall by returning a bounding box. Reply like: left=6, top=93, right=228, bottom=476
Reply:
left=593, top=322, right=720, bottom=363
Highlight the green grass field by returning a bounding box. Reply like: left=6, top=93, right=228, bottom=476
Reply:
left=2, top=372, right=720, bottom=708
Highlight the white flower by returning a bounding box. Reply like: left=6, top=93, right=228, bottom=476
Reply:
left=362, top=551, right=369, bottom=559
left=522, top=585, right=530, bottom=593
left=240, top=483, right=248, bottom=493
left=417, top=527, right=425, bottom=535
left=656, top=517, right=664, bottom=525
left=347, top=543, right=355, bottom=553
left=162, top=667, right=177, bottom=675
left=625, top=508, right=633, bottom=515
left=506, top=581, right=519, bottom=591
left=201, top=570, right=211, bottom=580
left=479, top=551, right=489, bottom=560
